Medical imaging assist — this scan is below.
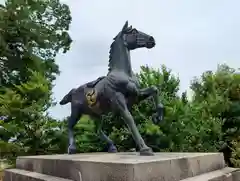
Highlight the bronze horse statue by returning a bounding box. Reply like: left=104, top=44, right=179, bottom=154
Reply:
left=60, top=21, right=164, bottom=156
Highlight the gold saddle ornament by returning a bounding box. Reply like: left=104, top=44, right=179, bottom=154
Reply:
left=85, top=88, right=99, bottom=109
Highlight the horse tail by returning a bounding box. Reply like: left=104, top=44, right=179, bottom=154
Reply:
left=59, top=89, right=76, bottom=105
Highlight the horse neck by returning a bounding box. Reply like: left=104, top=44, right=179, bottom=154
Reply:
left=108, top=39, right=133, bottom=76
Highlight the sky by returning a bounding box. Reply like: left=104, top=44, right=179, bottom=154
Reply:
left=47, top=0, right=240, bottom=119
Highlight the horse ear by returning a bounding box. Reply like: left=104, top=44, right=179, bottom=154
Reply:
left=122, top=21, right=128, bottom=31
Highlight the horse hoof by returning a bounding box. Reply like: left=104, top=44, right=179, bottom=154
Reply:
left=140, top=147, right=154, bottom=156
left=68, top=146, right=77, bottom=154
left=152, top=112, right=163, bottom=124
left=108, top=144, right=118, bottom=153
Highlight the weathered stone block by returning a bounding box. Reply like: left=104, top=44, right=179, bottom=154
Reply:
left=15, top=152, right=225, bottom=181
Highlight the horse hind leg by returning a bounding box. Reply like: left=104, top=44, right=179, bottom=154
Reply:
left=68, top=104, right=82, bottom=154
left=93, top=117, right=117, bottom=153
left=100, top=130, right=117, bottom=153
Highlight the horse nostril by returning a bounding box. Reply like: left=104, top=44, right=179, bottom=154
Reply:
left=146, top=36, right=155, bottom=48
left=149, top=36, right=154, bottom=42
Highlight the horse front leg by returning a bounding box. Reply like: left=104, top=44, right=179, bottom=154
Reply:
left=138, top=86, right=164, bottom=124
left=112, top=92, right=154, bottom=156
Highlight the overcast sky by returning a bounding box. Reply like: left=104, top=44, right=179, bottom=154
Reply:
left=49, top=0, right=240, bottom=119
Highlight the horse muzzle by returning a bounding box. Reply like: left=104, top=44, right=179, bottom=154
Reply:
left=146, top=36, right=156, bottom=49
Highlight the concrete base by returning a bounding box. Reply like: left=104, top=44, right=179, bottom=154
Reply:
left=3, top=152, right=240, bottom=181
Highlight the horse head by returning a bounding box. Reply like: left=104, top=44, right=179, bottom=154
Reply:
left=108, top=21, right=156, bottom=74
left=120, top=21, right=156, bottom=50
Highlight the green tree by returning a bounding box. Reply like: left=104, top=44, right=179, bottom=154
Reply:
left=0, top=71, right=67, bottom=161
left=0, top=0, right=72, bottom=86
left=0, top=0, right=72, bottom=162
left=191, top=64, right=240, bottom=167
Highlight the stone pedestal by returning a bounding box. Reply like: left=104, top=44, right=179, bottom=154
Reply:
left=3, top=152, right=240, bottom=181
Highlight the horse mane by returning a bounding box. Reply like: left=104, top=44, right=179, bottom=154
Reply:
left=107, top=34, right=118, bottom=72
left=107, top=25, right=132, bottom=74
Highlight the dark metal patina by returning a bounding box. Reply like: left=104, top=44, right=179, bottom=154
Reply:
left=60, top=21, right=164, bottom=156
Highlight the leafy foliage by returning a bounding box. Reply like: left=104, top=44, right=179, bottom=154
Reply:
left=0, top=71, right=67, bottom=161
left=0, top=0, right=72, bottom=86
left=191, top=64, right=240, bottom=167
left=0, top=0, right=72, bottom=164
left=231, top=137, right=240, bottom=167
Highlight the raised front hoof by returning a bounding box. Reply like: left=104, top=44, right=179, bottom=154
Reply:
left=152, top=112, right=163, bottom=124
left=108, top=144, right=118, bottom=153
left=68, top=147, right=77, bottom=154
left=140, top=147, right=154, bottom=156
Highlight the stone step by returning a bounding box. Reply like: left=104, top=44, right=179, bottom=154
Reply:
left=180, top=167, right=240, bottom=181
left=3, top=168, right=73, bottom=181
left=15, top=152, right=225, bottom=181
